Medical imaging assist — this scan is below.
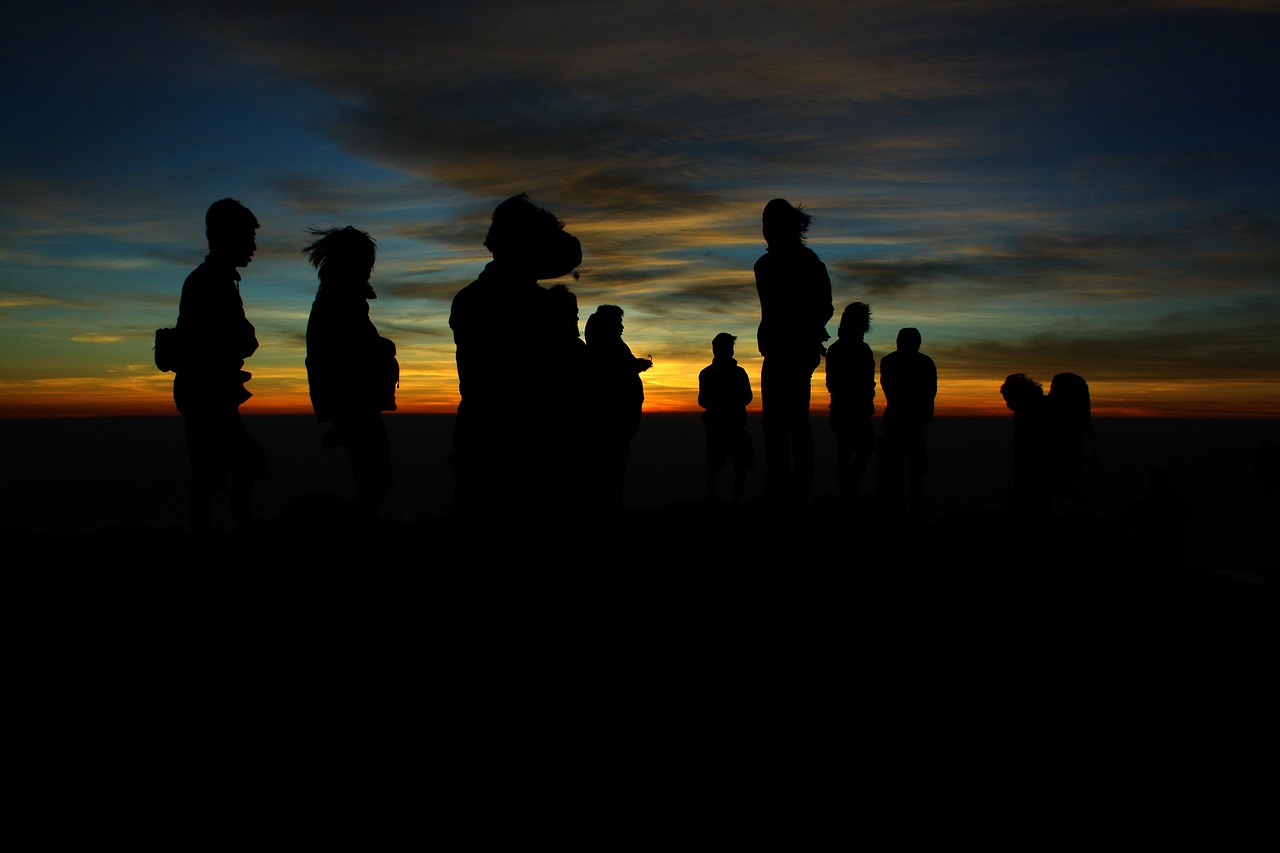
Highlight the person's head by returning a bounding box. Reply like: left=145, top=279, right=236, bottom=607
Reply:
left=484, top=192, right=582, bottom=279
left=547, top=283, right=581, bottom=336
left=712, top=332, right=737, bottom=359
left=1049, top=373, right=1091, bottom=419
left=896, top=327, right=922, bottom=353
left=839, top=302, right=871, bottom=339
left=1000, top=373, right=1043, bottom=412
left=761, top=198, right=812, bottom=245
left=584, top=304, right=624, bottom=345
left=205, top=198, right=259, bottom=267
left=302, top=226, right=377, bottom=287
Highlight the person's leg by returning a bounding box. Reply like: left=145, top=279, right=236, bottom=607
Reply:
left=850, top=415, right=876, bottom=495
left=341, top=413, right=392, bottom=517
left=184, top=413, right=228, bottom=535
left=229, top=414, right=266, bottom=533
left=874, top=429, right=905, bottom=517
left=832, top=413, right=853, bottom=499
left=760, top=358, right=790, bottom=499
left=791, top=371, right=815, bottom=503
left=905, top=430, right=927, bottom=521
left=705, top=429, right=721, bottom=501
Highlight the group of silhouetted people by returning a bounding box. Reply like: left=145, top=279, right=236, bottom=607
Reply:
left=1000, top=370, right=1100, bottom=519
left=165, top=193, right=659, bottom=533
left=446, top=193, right=651, bottom=515
left=165, top=198, right=398, bottom=535
left=725, top=198, right=940, bottom=522
left=165, top=193, right=1107, bottom=535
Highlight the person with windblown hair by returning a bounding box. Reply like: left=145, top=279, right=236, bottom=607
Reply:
left=304, top=225, right=398, bottom=518
left=753, top=198, right=833, bottom=504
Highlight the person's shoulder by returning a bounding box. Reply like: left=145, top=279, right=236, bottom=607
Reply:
left=183, top=258, right=216, bottom=284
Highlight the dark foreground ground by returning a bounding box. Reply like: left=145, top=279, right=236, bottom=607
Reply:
left=8, top=494, right=1274, bottom=791
left=3, top=415, right=1275, bottom=798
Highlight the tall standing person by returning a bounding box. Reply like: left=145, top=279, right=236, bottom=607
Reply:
left=173, top=198, right=267, bottom=536
left=753, top=198, right=833, bottom=505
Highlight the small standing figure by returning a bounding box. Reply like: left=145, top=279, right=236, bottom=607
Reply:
left=825, top=302, right=877, bottom=499
left=876, top=327, right=937, bottom=522
left=698, top=333, right=755, bottom=503
left=1123, top=465, right=1190, bottom=569
left=173, top=198, right=268, bottom=536
left=304, top=226, right=398, bottom=518
left=1000, top=372, right=1054, bottom=519
left=583, top=304, right=652, bottom=508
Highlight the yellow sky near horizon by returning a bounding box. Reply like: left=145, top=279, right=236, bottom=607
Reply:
left=2, top=366, right=1276, bottom=419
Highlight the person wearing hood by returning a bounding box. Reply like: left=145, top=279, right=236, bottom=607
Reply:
left=448, top=193, right=582, bottom=511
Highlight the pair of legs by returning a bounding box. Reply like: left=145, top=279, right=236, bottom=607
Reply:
left=184, top=407, right=266, bottom=534
left=704, top=424, right=753, bottom=503
left=327, top=412, right=392, bottom=517
left=831, top=410, right=875, bottom=499
left=875, top=426, right=928, bottom=521
left=760, top=356, right=818, bottom=504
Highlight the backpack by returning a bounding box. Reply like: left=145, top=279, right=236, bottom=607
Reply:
left=154, top=327, right=184, bottom=373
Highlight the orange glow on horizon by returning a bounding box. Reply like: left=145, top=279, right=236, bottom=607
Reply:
left=2, top=378, right=1277, bottom=419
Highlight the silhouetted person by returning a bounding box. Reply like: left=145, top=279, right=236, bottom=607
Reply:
left=876, top=327, right=936, bottom=522
left=1123, top=465, right=1190, bottom=568
left=753, top=198, right=833, bottom=504
left=1000, top=372, right=1054, bottom=519
left=303, top=226, right=397, bottom=518
left=449, top=193, right=582, bottom=511
left=173, top=198, right=267, bottom=536
left=583, top=304, right=651, bottom=508
left=698, top=332, right=755, bottom=503
left=826, top=302, right=877, bottom=499
left=543, top=282, right=590, bottom=507
left=1046, top=371, right=1099, bottom=509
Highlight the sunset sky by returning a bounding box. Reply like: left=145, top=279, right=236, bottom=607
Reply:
left=2, top=0, right=1277, bottom=418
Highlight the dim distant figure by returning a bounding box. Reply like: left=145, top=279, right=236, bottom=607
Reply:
left=698, top=332, right=755, bottom=503
left=876, top=327, right=937, bottom=522
left=303, top=226, right=398, bottom=518
left=1123, top=464, right=1190, bottom=569
left=1046, top=371, right=1099, bottom=509
left=825, top=302, right=877, bottom=499
left=753, top=198, right=833, bottom=505
left=583, top=304, right=652, bottom=508
left=1000, top=372, right=1054, bottom=519
left=448, top=193, right=582, bottom=511
left=172, top=198, right=267, bottom=536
